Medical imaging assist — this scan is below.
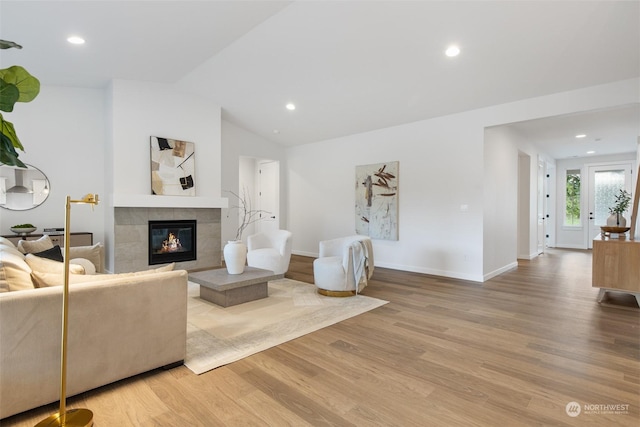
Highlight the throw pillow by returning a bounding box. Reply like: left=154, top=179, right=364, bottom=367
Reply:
left=69, top=258, right=96, bottom=275
left=0, top=244, right=23, bottom=258
left=32, top=245, right=64, bottom=262
left=17, top=235, right=54, bottom=254
left=0, top=237, right=16, bottom=248
left=68, top=243, right=103, bottom=273
left=25, top=253, right=85, bottom=275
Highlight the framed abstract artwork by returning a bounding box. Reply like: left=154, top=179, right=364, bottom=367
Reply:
left=355, top=161, right=399, bottom=240
left=150, top=136, right=195, bottom=196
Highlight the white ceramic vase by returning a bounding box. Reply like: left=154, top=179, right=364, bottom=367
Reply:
left=223, top=240, right=247, bottom=274
left=606, top=213, right=627, bottom=227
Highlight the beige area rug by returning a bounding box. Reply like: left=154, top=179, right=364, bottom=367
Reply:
left=184, top=278, right=388, bottom=375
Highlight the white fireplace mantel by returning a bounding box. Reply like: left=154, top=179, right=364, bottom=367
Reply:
left=112, top=194, right=228, bottom=209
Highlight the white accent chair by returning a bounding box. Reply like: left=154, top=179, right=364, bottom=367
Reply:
left=313, top=235, right=374, bottom=296
left=246, top=229, right=293, bottom=275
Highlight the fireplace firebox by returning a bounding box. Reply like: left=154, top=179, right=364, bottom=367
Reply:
left=148, top=220, right=197, bottom=265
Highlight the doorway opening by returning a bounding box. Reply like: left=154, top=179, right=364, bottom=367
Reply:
left=238, top=156, right=280, bottom=238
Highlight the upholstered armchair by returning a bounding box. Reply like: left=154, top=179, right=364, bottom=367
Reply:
left=313, top=235, right=374, bottom=296
left=246, top=229, right=293, bottom=275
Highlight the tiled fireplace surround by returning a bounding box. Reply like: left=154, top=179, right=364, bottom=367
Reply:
left=114, top=207, right=221, bottom=273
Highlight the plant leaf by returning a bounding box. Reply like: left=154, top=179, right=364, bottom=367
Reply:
left=0, top=79, right=19, bottom=112
left=0, top=40, right=22, bottom=49
left=0, top=113, right=23, bottom=150
left=0, top=65, right=40, bottom=103
left=0, top=131, right=26, bottom=167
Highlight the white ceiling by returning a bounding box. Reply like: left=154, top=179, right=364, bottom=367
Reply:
left=1, top=0, right=638, bottom=157
left=502, top=104, right=640, bottom=160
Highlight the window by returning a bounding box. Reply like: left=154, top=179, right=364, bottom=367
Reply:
left=565, top=169, right=581, bottom=226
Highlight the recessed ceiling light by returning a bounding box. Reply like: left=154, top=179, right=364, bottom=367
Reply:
left=575, top=134, right=587, bottom=138
left=285, top=103, right=296, bottom=111
left=67, top=36, right=85, bottom=45
left=587, top=150, right=595, bottom=154
left=273, top=129, right=280, bottom=134
left=445, top=45, right=460, bottom=57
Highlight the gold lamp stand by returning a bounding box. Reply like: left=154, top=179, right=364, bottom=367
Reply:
left=36, top=194, right=99, bottom=427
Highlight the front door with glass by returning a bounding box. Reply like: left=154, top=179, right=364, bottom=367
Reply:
left=587, top=163, right=633, bottom=248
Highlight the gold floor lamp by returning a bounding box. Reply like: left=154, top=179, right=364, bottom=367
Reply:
left=36, top=194, right=99, bottom=427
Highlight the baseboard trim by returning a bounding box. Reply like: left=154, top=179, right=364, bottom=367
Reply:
left=483, top=261, right=518, bottom=282
left=292, top=251, right=502, bottom=283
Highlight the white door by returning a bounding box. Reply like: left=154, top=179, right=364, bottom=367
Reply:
left=257, top=161, right=279, bottom=233
left=587, top=163, right=632, bottom=248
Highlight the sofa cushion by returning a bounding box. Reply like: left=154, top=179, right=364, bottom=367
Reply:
left=17, top=235, right=54, bottom=254
left=32, top=245, right=64, bottom=262
left=25, top=253, right=85, bottom=276
left=30, top=263, right=175, bottom=288
left=0, top=250, right=34, bottom=292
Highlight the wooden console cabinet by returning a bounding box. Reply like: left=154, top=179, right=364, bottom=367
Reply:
left=592, top=234, right=640, bottom=306
left=1, top=232, right=93, bottom=248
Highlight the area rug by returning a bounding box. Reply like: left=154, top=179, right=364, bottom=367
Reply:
left=184, top=278, right=388, bottom=374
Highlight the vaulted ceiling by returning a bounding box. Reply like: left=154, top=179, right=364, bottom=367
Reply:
left=1, top=1, right=638, bottom=157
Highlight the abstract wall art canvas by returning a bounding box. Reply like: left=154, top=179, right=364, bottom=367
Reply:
left=150, top=136, right=195, bottom=196
left=355, top=161, right=399, bottom=240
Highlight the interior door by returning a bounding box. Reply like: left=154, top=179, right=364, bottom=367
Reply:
left=257, top=161, right=279, bottom=233
left=587, top=163, right=632, bottom=248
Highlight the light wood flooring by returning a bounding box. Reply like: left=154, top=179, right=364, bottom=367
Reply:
left=3, top=249, right=639, bottom=426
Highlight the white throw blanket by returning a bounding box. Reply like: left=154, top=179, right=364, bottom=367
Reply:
left=351, top=238, right=374, bottom=294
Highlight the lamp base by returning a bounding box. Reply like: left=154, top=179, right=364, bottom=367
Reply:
left=35, top=408, right=93, bottom=427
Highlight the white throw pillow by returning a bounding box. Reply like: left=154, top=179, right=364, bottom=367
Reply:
left=17, top=235, right=54, bottom=254
left=69, top=258, right=96, bottom=275
left=0, top=237, right=16, bottom=248
left=0, top=251, right=34, bottom=292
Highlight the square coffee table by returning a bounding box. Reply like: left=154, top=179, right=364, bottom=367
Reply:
left=188, top=266, right=284, bottom=307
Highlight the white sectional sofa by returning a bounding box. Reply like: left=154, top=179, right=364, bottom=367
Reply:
left=0, top=236, right=188, bottom=419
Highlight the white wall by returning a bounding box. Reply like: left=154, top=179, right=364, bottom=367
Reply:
left=483, top=127, right=519, bottom=278
left=517, top=153, right=531, bottom=259
left=108, top=80, right=222, bottom=199
left=221, top=120, right=286, bottom=245
left=287, top=78, right=639, bottom=282
left=484, top=125, right=555, bottom=267
left=288, top=112, right=486, bottom=281
left=0, top=86, right=106, bottom=244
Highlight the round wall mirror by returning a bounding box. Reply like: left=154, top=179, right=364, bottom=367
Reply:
left=0, top=163, right=51, bottom=211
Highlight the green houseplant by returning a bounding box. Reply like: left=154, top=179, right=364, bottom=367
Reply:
left=607, top=189, right=632, bottom=227
left=0, top=39, right=41, bottom=167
